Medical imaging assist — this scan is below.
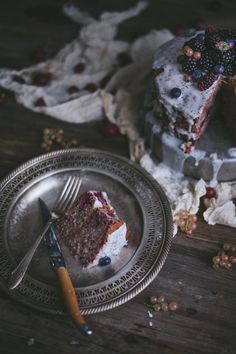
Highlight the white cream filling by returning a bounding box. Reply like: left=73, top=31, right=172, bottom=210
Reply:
left=86, top=223, right=128, bottom=268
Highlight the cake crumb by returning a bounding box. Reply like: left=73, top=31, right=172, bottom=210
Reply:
left=148, top=310, right=153, bottom=318
left=149, top=321, right=153, bottom=327
left=27, top=338, right=35, bottom=346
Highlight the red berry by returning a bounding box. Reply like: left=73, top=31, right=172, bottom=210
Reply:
left=170, top=25, right=184, bottom=36
left=31, top=48, right=47, bottom=63
left=34, top=97, right=46, bottom=107
left=101, top=122, right=119, bottom=138
left=74, top=62, right=85, bottom=73
left=32, top=72, right=52, bottom=86
left=205, top=187, right=216, bottom=199
left=67, top=85, right=79, bottom=94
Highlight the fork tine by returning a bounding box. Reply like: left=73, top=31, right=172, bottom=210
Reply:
left=59, top=177, right=82, bottom=213
left=58, top=177, right=78, bottom=213
left=56, top=176, right=76, bottom=212
left=65, top=178, right=82, bottom=210
left=56, top=176, right=73, bottom=206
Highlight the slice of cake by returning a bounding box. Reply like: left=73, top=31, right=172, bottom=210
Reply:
left=151, top=28, right=236, bottom=153
left=55, top=191, right=129, bottom=268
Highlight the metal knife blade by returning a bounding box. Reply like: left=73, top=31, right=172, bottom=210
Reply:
left=38, top=198, right=65, bottom=269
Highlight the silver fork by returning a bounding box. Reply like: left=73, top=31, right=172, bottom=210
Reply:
left=8, top=175, right=82, bottom=290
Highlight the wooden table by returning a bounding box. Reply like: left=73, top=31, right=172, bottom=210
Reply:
left=0, top=1, right=236, bottom=353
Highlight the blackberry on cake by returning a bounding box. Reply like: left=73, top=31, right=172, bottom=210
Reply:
left=55, top=191, right=129, bottom=268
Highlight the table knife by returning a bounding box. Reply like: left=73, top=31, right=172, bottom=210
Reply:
left=39, top=198, right=93, bottom=336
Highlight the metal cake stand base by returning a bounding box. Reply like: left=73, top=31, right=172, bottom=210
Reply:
left=144, top=110, right=236, bottom=184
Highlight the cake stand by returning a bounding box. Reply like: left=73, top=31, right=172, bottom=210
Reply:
left=144, top=109, right=236, bottom=184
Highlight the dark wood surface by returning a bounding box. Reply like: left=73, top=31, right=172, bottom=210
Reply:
left=0, top=1, right=236, bottom=353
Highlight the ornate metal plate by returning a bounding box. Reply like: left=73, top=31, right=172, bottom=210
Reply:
left=0, top=149, right=173, bottom=315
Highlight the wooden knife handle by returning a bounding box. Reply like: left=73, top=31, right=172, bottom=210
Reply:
left=56, top=266, right=92, bottom=335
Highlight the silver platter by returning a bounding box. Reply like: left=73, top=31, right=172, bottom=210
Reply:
left=0, top=148, right=173, bottom=315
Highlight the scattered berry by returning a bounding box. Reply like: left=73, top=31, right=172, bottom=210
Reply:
left=34, top=97, right=46, bottom=107
left=32, top=72, right=52, bottom=86
left=98, top=256, right=111, bottom=266
left=150, top=296, right=158, bottom=304
left=157, top=295, right=165, bottom=303
left=67, top=85, right=80, bottom=94
left=205, top=186, right=216, bottom=198
left=170, top=87, right=181, bottom=98
left=74, top=62, right=85, bottom=73
left=101, top=122, right=119, bottom=138
left=161, top=302, right=169, bottom=312
left=169, top=302, right=179, bottom=311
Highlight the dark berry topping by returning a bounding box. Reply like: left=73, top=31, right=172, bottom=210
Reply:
left=182, top=57, right=197, bottom=74
left=170, top=87, right=181, bottom=98
left=67, top=85, right=80, bottom=94
left=32, top=72, right=52, bottom=86
left=178, top=26, right=236, bottom=90
left=74, top=62, right=85, bottom=73
left=197, top=73, right=218, bottom=91
left=188, top=38, right=206, bottom=52
left=34, top=97, right=46, bottom=107
left=84, top=83, right=98, bottom=93
left=192, top=69, right=203, bottom=81
left=198, top=51, right=214, bottom=71
left=12, top=75, right=25, bottom=84
left=213, top=64, right=224, bottom=74
left=184, top=28, right=197, bottom=37
left=224, top=63, right=235, bottom=76
left=98, top=256, right=111, bottom=266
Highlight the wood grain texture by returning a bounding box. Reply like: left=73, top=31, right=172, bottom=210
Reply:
left=0, top=1, right=236, bottom=353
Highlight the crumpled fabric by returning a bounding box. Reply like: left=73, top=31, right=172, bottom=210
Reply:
left=0, top=1, right=235, bottom=233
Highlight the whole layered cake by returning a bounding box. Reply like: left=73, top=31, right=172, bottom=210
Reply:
left=56, top=191, right=129, bottom=268
left=150, top=27, right=236, bottom=153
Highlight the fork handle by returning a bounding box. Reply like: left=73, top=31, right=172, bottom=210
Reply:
left=56, top=266, right=93, bottom=336
left=8, top=220, right=53, bottom=290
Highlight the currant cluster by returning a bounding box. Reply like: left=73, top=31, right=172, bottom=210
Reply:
left=175, top=209, right=198, bottom=235
left=178, top=27, right=236, bottom=90
left=41, top=128, right=79, bottom=151
left=148, top=295, right=179, bottom=312
left=212, top=243, right=236, bottom=270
